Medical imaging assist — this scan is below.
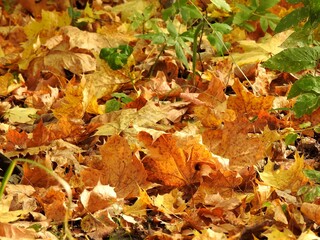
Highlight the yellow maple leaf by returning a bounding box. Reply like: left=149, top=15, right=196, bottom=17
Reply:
left=53, top=78, right=85, bottom=120
left=259, top=153, right=308, bottom=192
left=123, top=188, right=152, bottom=217
left=152, top=189, right=186, bottom=214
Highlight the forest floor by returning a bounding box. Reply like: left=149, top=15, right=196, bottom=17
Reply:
left=1, top=0, right=320, bottom=239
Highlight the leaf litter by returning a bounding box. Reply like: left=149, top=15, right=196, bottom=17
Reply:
left=0, top=0, right=320, bottom=239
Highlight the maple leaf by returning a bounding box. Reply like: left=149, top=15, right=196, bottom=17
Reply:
left=97, top=135, right=148, bottom=198
left=36, top=187, right=67, bottom=221
left=152, top=189, right=186, bottom=214
left=53, top=78, right=85, bottom=120
left=138, top=131, right=222, bottom=187
left=123, top=188, right=152, bottom=217
left=228, top=78, right=274, bottom=120
left=259, top=153, right=308, bottom=192
left=5, top=129, right=29, bottom=151
left=80, top=183, right=117, bottom=213
left=3, top=106, right=38, bottom=124
left=20, top=10, right=72, bottom=69
left=95, top=101, right=170, bottom=144
left=0, top=222, right=36, bottom=239
left=203, top=119, right=266, bottom=169
left=229, top=30, right=292, bottom=66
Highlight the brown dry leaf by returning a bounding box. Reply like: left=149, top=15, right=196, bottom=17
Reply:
left=98, top=135, right=148, bottom=198
left=261, top=225, right=295, bottom=240
left=81, top=210, right=117, bottom=238
left=203, top=119, right=266, bottom=169
left=259, top=153, right=308, bottom=192
left=27, top=120, right=51, bottom=147
left=197, top=74, right=227, bottom=107
left=60, top=25, right=127, bottom=51
left=80, top=183, right=117, bottom=213
left=138, top=131, right=222, bottom=187
left=194, top=103, right=236, bottom=128
left=193, top=168, right=243, bottom=201
left=193, top=228, right=227, bottom=240
left=141, top=71, right=182, bottom=99
left=36, top=187, right=66, bottom=221
left=21, top=163, right=59, bottom=188
left=0, top=222, right=36, bottom=239
left=5, top=184, right=37, bottom=212
left=301, top=202, right=320, bottom=225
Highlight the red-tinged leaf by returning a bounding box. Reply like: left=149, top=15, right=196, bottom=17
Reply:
left=5, top=129, right=29, bottom=151
left=27, top=120, right=51, bottom=147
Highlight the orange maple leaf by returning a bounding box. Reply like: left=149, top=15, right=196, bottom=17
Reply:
left=203, top=119, right=265, bottom=169
left=228, top=78, right=274, bottom=119
left=85, top=135, right=148, bottom=198
left=138, top=132, right=222, bottom=187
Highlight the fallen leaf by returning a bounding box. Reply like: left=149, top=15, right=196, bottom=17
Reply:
left=301, top=202, right=320, bottom=225
left=98, top=135, right=148, bottom=198
left=203, top=119, right=266, bottom=169
left=138, top=131, right=222, bottom=187
left=124, top=188, right=152, bottom=217
left=3, top=106, right=38, bottom=124
left=152, top=189, right=186, bottom=214
left=80, top=183, right=117, bottom=213
left=259, top=153, right=308, bottom=192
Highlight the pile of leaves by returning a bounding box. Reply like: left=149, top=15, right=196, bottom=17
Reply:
left=1, top=0, right=320, bottom=239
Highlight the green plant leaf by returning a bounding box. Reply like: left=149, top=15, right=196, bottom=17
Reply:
left=112, top=92, right=133, bottom=104
left=260, top=17, right=269, bottom=32
left=293, top=93, right=320, bottom=118
left=175, top=42, right=189, bottom=68
left=233, top=4, right=253, bottom=25
left=105, top=99, right=121, bottom=113
left=211, top=23, right=232, bottom=34
left=285, top=133, right=298, bottom=145
left=275, top=7, right=309, bottom=33
left=299, top=121, right=311, bottom=129
left=298, top=185, right=320, bottom=202
left=263, top=46, right=320, bottom=73
left=314, top=125, right=320, bottom=133
left=180, top=5, right=202, bottom=22
left=138, top=32, right=167, bottom=44
left=256, top=0, right=279, bottom=13
left=167, top=21, right=178, bottom=38
left=99, top=45, right=133, bottom=70
left=162, top=5, right=176, bottom=21
left=304, top=169, right=320, bottom=184
left=211, top=0, right=231, bottom=12
left=288, top=75, right=320, bottom=99
left=281, top=29, right=312, bottom=48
